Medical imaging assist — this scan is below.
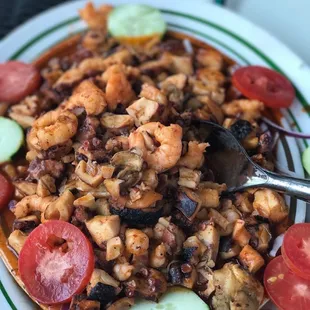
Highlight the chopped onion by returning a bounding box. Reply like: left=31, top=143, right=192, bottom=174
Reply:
left=262, top=117, right=310, bottom=139
left=183, top=39, right=193, bottom=55
left=269, top=234, right=284, bottom=257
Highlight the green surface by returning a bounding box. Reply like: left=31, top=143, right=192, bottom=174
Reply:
left=302, top=146, right=310, bottom=175
left=108, top=4, right=166, bottom=38
left=0, top=117, right=24, bottom=163
left=132, top=287, right=210, bottom=310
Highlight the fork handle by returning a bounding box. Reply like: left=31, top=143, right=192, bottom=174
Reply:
left=264, top=170, right=310, bottom=203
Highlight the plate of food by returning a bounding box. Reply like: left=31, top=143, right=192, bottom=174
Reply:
left=1, top=0, right=310, bottom=309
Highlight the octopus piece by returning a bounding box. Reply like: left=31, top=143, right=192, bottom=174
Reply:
left=8, top=230, right=28, bottom=255
left=129, top=122, right=182, bottom=172
left=53, top=68, right=84, bottom=89
left=253, top=189, right=288, bottom=223
left=160, top=73, right=187, bottom=90
left=212, top=263, right=264, bottom=310
left=78, top=50, right=133, bottom=75
left=178, top=141, right=209, bottom=170
left=101, top=64, right=140, bottom=83
left=27, top=110, right=78, bottom=151
left=196, top=48, right=224, bottom=71
left=139, top=83, right=167, bottom=106
left=196, top=68, right=226, bottom=87
left=65, top=80, right=107, bottom=115
left=222, top=99, right=264, bottom=121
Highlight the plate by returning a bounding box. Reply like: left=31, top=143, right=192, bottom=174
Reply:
left=0, top=0, right=309, bottom=309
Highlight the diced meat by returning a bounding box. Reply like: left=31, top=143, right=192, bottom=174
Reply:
left=76, top=116, right=100, bottom=142
left=27, top=158, right=65, bottom=180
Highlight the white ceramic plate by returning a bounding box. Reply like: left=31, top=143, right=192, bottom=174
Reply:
left=0, top=0, right=309, bottom=309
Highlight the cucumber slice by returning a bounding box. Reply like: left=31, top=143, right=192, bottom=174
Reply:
left=0, top=117, right=24, bottom=163
left=108, top=4, right=166, bottom=38
left=132, top=287, right=210, bottom=310
left=302, top=146, right=310, bottom=175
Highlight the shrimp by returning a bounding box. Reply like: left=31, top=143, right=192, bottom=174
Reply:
left=129, top=122, right=182, bottom=172
left=65, top=80, right=107, bottom=115
left=105, top=71, right=135, bottom=111
left=178, top=141, right=209, bottom=169
left=27, top=110, right=78, bottom=151
left=79, top=2, right=112, bottom=30
left=12, top=195, right=57, bottom=219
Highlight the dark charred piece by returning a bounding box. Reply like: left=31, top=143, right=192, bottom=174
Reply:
left=230, top=119, right=253, bottom=141
left=182, top=246, right=198, bottom=262
left=168, top=263, right=183, bottom=285
left=88, top=283, right=117, bottom=306
left=110, top=205, right=163, bottom=226
left=176, top=189, right=200, bottom=221
left=13, top=215, right=39, bottom=232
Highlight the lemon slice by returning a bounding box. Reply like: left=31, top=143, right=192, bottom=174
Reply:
left=107, top=4, right=167, bottom=45
left=131, top=287, right=210, bottom=310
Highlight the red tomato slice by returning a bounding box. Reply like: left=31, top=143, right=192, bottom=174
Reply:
left=282, top=223, right=310, bottom=280
left=264, top=255, right=310, bottom=310
left=0, top=173, right=14, bottom=209
left=232, top=66, right=295, bottom=108
left=19, top=220, right=94, bottom=304
left=0, top=61, right=41, bottom=103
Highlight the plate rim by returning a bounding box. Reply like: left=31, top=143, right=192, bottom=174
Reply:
left=0, top=1, right=308, bottom=309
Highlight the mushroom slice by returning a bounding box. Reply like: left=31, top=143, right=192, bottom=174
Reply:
left=126, top=97, right=159, bottom=127
left=178, top=168, right=201, bottom=189
left=13, top=215, right=39, bottom=232
left=13, top=180, right=37, bottom=197
left=110, top=151, right=143, bottom=171
left=75, top=160, right=104, bottom=187
left=8, top=230, right=28, bottom=255
left=100, top=113, right=134, bottom=129
left=177, top=188, right=201, bottom=221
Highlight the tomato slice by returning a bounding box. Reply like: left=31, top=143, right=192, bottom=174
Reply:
left=0, top=173, right=14, bottom=209
left=0, top=61, right=41, bottom=103
left=282, top=223, right=310, bottom=280
left=232, top=66, right=295, bottom=108
left=264, top=255, right=310, bottom=310
left=19, top=220, right=94, bottom=304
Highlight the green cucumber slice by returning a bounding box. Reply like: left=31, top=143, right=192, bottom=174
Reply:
left=0, top=117, right=24, bottom=163
left=132, top=287, right=210, bottom=310
left=108, top=4, right=166, bottom=38
left=302, top=146, right=310, bottom=175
